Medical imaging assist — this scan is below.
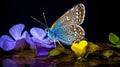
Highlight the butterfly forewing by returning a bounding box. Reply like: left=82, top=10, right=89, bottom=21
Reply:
left=51, top=3, right=85, bottom=30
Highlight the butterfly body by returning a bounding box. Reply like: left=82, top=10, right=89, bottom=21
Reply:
left=47, top=3, right=85, bottom=45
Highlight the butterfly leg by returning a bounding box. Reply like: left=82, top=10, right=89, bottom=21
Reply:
left=57, top=40, right=64, bottom=48
left=54, top=40, right=57, bottom=48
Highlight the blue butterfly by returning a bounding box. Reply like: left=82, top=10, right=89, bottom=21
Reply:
left=46, top=3, right=85, bottom=46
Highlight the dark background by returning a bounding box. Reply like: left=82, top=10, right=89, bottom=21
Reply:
left=0, top=0, right=119, bottom=43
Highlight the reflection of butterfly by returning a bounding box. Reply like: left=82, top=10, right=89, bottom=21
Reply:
left=46, top=3, right=85, bottom=45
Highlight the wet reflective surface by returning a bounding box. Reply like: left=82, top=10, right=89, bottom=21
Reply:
left=2, top=58, right=56, bottom=67
left=1, top=43, right=120, bottom=67
left=1, top=56, right=120, bottom=67
left=0, top=50, right=57, bottom=67
left=1, top=53, right=120, bottom=67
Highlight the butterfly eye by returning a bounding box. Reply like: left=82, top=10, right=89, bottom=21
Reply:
left=45, top=28, right=49, bottom=33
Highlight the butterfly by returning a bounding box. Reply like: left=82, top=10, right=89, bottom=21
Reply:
left=45, top=3, right=85, bottom=46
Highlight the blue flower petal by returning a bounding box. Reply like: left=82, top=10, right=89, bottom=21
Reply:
left=9, top=23, right=25, bottom=40
left=31, top=38, right=55, bottom=48
left=43, top=37, right=54, bottom=44
left=36, top=46, right=50, bottom=56
left=1, top=41, right=16, bottom=51
left=30, top=27, right=46, bottom=40
left=23, top=31, right=36, bottom=49
left=25, top=37, right=36, bottom=49
left=0, top=35, right=14, bottom=42
left=0, top=35, right=16, bottom=51
left=21, top=31, right=30, bottom=39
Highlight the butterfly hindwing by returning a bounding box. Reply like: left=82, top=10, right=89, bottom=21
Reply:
left=54, top=24, right=85, bottom=45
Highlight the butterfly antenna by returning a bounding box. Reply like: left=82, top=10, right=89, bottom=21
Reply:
left=43, top=12, right=48, bottom=28
left=31, top=16, right=46, bottom=27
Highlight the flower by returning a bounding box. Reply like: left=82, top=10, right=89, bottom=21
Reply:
left=26, top=27, right=55, bottom=56
left=71, top=40, right=88, bottom=57
left=0, top=23, right=30, bottom=51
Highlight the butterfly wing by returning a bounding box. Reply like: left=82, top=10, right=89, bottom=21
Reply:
left=51, top=3, right=85, bottom=30
left=53, top=24, right=85, bottom=45
left=49, top=3, right=85, bottom=45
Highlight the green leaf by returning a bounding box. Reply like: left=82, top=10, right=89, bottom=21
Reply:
left=115, top=41, right=120, bottom=48
left=49, top=49, right=61, bottom=56
left=49, top=47, right=65, bottom=56
left=108, top=32, right=119, bottom=44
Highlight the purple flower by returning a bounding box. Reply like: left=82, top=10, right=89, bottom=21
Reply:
left=27, top=27, right=55, bottom=56
left=0, top=23, right=30, bottom=51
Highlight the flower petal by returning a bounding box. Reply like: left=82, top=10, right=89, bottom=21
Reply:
left=0, top=35, right=16, bottom=51
left=31, top=38, right=55, bottom=48
left=30, top=27, right=46, bottom=40
left=0, top=40, right=16, bottom=51
left=78, top=40, right=88, bottom=50
left=21, top=31, right=30, bottom=39
left=25, top=37, right=36, bottom=49
left=9, top=23, right=25, bottom=40
left=0, top=35, right=14, bottom=42
left=36, top=46, right=50, bottom=56
left=43, top=37, right=54, bottom=44
left=71, top=40, right=88, bottom=55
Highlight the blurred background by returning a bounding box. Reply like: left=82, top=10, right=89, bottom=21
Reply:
left=0, top=0, right=119, bottom=43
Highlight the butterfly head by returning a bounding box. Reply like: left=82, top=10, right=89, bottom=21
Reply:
left=45, top=28, right=50, bottom=33
left=45, top=28, right=56, bottom=40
